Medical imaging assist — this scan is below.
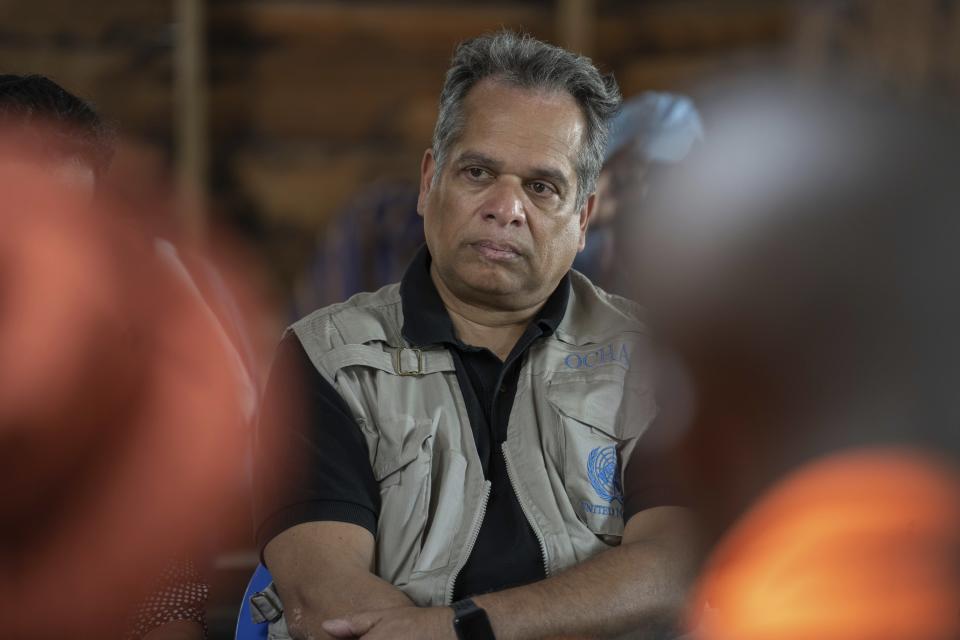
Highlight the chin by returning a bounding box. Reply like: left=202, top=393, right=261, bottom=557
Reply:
left=456, top=269, right=523, bottom=298
left=464, top=276, right=518, bottom=297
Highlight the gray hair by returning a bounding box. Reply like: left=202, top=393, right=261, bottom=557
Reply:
left=432, top=30, right=622, bottom=211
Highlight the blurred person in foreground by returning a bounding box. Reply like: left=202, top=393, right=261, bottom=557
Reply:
left=573, top=92, right=703, bottom=296
left=254, top=31, right=699, bottom=640
left=0, top=74, right=260, bottom=639
left=633, top=78, right=960, bottom=640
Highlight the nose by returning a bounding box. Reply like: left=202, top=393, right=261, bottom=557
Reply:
left=480, top=178, right=526, bottom=227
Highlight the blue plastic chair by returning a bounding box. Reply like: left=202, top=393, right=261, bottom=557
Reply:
left=235, top=564, right=274, bottom=640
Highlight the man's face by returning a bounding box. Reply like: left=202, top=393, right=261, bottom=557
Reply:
left=418, top=78, right=595, bottom=311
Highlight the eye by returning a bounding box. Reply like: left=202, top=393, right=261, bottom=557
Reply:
left=465, top=166, right=490, bottom=181
left=528, top=180, right=557, bottom=197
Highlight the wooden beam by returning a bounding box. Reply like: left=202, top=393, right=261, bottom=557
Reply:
left=556, top=0, right=595, bottom=56
left=174, top=0, right=208, bottom=241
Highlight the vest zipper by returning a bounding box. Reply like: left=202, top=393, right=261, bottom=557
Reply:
left=444, top=480, right=492, bottom=605
left=502, top=444, right=551, bottom=579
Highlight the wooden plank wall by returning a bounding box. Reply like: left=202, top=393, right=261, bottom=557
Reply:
left=0, top=0, right=174, bottom=141
left=793, top=0, right=960, bottom=100
left=3, top=0, right=958, bottom=293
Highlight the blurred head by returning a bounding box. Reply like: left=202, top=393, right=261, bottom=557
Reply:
left=635, top=77, right=960, bottom=537
left=0, top=74, right=114, bottom=201
left=0, top=134, right=261, bottom=640
left=420, top=31, right=621, bottom=310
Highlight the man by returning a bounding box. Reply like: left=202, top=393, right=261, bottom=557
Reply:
left=255, top=31, right=698, bottom=640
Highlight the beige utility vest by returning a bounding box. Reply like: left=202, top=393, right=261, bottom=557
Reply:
left=290, top=270, right=657, bottom=607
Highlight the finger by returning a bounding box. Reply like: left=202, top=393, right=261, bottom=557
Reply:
left=320, top=618, right=356, bottom=638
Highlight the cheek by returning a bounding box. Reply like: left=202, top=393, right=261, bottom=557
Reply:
left=423, top=193, right=470, bottom=256
left=422, top=191, right=450, bottom=232
left=533, top=216, right=584, bottom=262
left=428, top=187, right=471, bottom=230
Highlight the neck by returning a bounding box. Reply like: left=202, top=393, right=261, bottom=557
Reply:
left=430, top=264, right=546, bottom=361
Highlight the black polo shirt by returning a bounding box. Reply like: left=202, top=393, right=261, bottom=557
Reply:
left=254, top=247, right=675, bottom=598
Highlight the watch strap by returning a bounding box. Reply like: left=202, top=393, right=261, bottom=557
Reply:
left=452, top=598, right=480, bottom=616
left=451, top=598, right=496, bottom=640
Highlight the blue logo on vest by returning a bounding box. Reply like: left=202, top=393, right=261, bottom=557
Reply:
left=563, top=343, right=630, bottom=370
left=587, top=445, right=623, bottom=503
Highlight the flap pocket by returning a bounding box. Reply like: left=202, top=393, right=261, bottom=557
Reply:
left=373, top=417, right=434, bottom=585
left=547, top=372, right=626, bottom=440
left=372, top=416, right=433, bottom=484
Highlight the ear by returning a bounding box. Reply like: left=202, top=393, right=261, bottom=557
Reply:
left=577, top=191, right=597, bottom=252
left=417, top=148, right=437, bottom=218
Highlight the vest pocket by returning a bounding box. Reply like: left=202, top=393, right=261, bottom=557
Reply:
left=548, top=375, right=627, bottom=542
left=411, top=450, right=467, bottom=575
left=372, top=417, right=433, bottom=586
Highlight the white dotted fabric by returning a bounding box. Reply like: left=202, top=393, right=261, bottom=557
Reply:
left=124, top=558, right=208, bottom=639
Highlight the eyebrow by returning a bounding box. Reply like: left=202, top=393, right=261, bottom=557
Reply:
left=528, top=165, right=570, bottom=193
left=455, top=151, right=503, bottom=171
left=454, top=150, right=571, bottom=193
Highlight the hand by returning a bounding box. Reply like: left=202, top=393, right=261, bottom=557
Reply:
left=323, top=605, right=456, bottom=640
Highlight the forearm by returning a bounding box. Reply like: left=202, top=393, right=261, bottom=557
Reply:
left=265, top=522, right=416, bottom=640
left=475, top=508, right=699, bottom=640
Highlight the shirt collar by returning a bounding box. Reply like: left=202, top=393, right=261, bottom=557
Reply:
left=400, top=245, right=570, bottom=348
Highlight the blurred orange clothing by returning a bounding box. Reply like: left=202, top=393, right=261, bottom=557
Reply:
left=692, top=448, right=960, bottom=640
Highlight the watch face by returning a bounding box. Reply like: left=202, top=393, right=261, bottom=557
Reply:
left=455, top=608, right=494, bottom=640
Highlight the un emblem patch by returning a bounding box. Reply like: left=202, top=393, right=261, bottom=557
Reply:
left=587, top=445, right=623, bottom=503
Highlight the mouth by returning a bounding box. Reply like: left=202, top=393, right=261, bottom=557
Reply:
left=469, top=240, right=523, bottom=261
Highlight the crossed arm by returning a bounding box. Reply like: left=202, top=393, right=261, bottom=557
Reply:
left=265, top=506, right=699, bottom=640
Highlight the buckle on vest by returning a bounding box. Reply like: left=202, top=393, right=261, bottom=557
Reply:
left=395, top=347, right=423, bottom=376
left=249, top=584, right=283, bottom=624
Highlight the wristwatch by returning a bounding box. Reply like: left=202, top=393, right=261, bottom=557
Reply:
left=451, top=598, right=496, bottom=640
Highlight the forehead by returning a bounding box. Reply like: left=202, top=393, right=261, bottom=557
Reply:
left=454, top=78, right=585, bottom=176
left=0, top=154, right=96, bottom=204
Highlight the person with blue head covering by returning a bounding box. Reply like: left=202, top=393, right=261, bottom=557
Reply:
left=605, top=91, right=704, bottom=165
left=574, top=91, right=704, bottom=294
